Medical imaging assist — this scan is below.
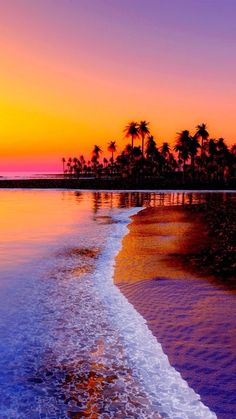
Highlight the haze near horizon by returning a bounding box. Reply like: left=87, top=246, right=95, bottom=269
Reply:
left=0, top=0, right=235, bottom=171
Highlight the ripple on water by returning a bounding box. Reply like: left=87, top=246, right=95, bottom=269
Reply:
left=0, top=243, right=161, bottom=418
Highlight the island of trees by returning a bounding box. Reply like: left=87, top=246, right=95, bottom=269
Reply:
left=62, top=121, right=236, bottom=188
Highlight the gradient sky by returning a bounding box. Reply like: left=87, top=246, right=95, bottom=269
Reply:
left=0, top=0, right=235, bottom=171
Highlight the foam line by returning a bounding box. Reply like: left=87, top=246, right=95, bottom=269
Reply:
left=93, top=207, right=217, bottom=419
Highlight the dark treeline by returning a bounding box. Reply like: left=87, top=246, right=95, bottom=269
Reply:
left=62, top=121, right=236, bottom=185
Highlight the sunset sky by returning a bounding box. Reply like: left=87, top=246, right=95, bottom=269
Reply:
left=0, top=0, right=235, bottom=172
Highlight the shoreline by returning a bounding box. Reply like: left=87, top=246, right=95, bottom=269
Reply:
left=0, top=177, right=235, bottom=190
left=114, top=203, right=236, bottom=418
left=94, top=207, right=215, bottom=418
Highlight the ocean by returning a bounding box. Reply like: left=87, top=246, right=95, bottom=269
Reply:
left=0, top=190, right=234, bottom=418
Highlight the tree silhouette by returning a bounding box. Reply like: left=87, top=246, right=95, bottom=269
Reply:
left=92, top=145, right=102, bottom=160
left=146, top=135, right=158, bottom=160
left=107, top=141, right=117, bottom=165
left=92, top=145, right=102, bottom=177
left=124, top=121, right=139, bottom=148
left=60, top=120, right=236, bottom=185
left=189, top=135, right=200, bottom=178
left=160, top=142, right=170, bottom=158
left=196, top=123, right=209, bottom=157
left=107, top=141, right=117, bottom=175
left=174, top=130, right=191, bottom=181
left=139, top=120, right=150, bottom=156
left=62, top=157, right=66, bottom=173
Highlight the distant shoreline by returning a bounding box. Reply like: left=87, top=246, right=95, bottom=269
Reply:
left=0, top=177, right=235, bottom=190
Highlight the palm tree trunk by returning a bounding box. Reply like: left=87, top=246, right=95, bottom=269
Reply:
left=131, top=135, right=134, bottom=149
left=191, top=154, right=195, bottom=179
left=183, top=160, right=186, bottom=183
left=142, top=135, right=144, bottom=156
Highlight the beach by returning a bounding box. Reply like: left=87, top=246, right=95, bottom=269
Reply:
left=114, top=201, right=236, bottom=418
left=2, top=0, right=236, bottom=416
left=0, top=189, right=235, bottom=418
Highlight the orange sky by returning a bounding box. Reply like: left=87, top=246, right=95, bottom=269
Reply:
left=0, top=1, right=235, bottom=172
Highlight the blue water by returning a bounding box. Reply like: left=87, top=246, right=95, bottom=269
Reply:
left=0, top=189, right=233, bottom=418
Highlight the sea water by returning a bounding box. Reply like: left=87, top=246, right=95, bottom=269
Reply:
left=0, top=189, right=227, bottom=418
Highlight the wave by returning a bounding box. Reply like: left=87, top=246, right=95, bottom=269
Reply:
left=93, top=207, right=217, bottom=419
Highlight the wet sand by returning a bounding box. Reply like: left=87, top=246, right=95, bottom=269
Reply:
left=114, top=206, right=236, bottom=419
left=114, top=206, right=212, bottom=283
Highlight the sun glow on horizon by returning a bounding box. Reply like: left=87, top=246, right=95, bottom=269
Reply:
left=0, top=1, right=235, bottom=171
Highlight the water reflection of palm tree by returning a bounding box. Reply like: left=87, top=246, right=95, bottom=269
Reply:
left=92, top=191, right=102, bottom=215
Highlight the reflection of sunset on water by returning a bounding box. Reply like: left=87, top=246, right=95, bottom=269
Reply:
left=0, top=190, right=234, bottom=418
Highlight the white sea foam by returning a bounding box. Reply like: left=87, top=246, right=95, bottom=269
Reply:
left=93, top=207, right=217, bottom=419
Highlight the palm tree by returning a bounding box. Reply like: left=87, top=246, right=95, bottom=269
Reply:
left=139, top=120, right=150, bottom=156
left=145, top=135, right=158, bottom=160
left=116, top=152, right=130, bottom=178
left=216, top=138, right=230, bottom=181
left=71, top=157, right=77, bottom=176
left=124, top=121, right=139, bottom=148
left=103, top=157, right=108, bottom=168
left=160, top=142, right=171, bottom=175
left=195, top=123, right=209, bottom=156
left=174, top=130, right=191, bottom=181
left=108, top=141, right=117, bottom=176
left=208, top=139, right=217, bottom=159
left=107, top=141, right=117, bottom=165
left=160, top=142, right=170, bottom=158
left=66, top=157, right=73, bottom=176
left=124, top=144, right=133, bottom=156
left=92, top=145, right=102, bottom=160
left=79, top=155, right=85, bottom=173
left=231, top=144, right=236, bottom=155
left=67, top=158, right=73, bottom=176
left=92, top=145, right=102, bottom=176
left=229, top=144, right=236, bottom=179
left=132, top=146, right=142, bottom=160
left=145, top=135, right=160, bottom=176
left=189, top=135, right=200, bottom=177
left=62, top=157, right=66, bottom=173
left=206, top=139, right=217, bottom=182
